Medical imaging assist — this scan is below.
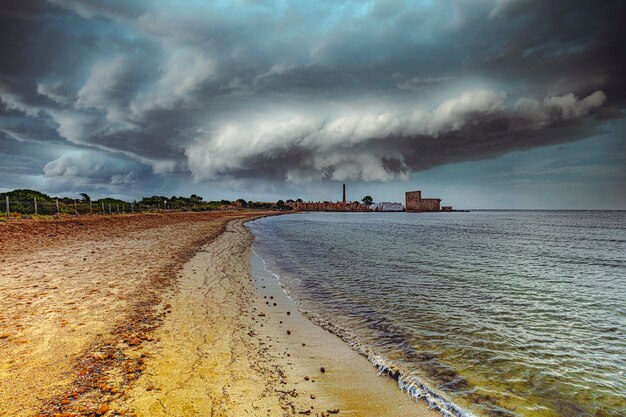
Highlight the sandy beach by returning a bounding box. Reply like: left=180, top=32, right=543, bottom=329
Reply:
left=0, top=213, right=437, bottom=416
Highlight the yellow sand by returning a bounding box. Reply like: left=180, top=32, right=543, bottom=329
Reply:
left=0, top=212, right=245, bottom=415
left=111, top=219, right=439, bottom=416
left=0, top=214, right=439, bottom=416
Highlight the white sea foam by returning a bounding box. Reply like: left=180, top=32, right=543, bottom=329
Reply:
left=300, top=309, right=476, bottom=417
left=252, top=246, right=296, bottom=301
left=250, top=240, right=475, bottom=417
left=246, top=211, right=626, bottom=417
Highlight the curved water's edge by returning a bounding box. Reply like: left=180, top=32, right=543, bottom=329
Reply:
left=299, top=309, right=476, bottom=417
left=247, top=211, right=626, bottom=417
left=250, top=243, right=476, bottom=417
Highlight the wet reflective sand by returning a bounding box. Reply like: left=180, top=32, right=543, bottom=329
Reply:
left=111, top=219, right=437, bottom=416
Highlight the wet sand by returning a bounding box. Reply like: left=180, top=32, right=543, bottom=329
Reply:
left=1, top=213, right=439, bottom=416
left=109, top=219, right=438, bottom=416
left=249, top=242, right=439, bottom=417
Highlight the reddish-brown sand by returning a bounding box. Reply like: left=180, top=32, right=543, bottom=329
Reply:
left=0, top=212, right=264, bottom=416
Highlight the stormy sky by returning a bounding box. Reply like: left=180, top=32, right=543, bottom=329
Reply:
left=1, top=0, right=624, bottom=208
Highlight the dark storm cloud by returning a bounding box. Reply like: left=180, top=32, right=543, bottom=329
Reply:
left=0, top=0, right=624, bottom=189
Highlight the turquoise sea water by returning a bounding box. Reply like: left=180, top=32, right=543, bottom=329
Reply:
left=247, top=211, right=626, bottom=417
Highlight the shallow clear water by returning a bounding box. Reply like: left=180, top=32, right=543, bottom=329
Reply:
left=247, top=211, right=626, bottom=417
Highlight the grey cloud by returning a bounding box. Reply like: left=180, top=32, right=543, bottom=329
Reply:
left=37, top=81, right=75, bottom=105
left=42, top=151, right=149, bottom=190
left=0, top=0, right=623, bottom=195
left=392, top=75, right=452, bottom=92
left=47, top=0, right=144, bottom=20
left=185, top=89, right=606, bottom=182
left=543, top=91, right=607, bottom=120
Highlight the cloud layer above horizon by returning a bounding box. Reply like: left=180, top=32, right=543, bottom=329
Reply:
left=0, top=0, right=625, bottom=199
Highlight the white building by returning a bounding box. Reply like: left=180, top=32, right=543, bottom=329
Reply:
left=370, top=202, right=404, bottom=211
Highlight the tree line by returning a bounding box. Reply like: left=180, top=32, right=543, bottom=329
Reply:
left=0, top=189, right=298, bottom=217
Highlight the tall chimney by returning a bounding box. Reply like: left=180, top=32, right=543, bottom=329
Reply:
left=342, top=183, right=346, bottom=204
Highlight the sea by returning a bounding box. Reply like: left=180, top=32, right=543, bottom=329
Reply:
left=246, top=211, right=626, bottom=417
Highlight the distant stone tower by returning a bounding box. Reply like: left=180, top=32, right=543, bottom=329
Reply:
left=406, top=190, right=441, bottom=212
left=342, top=184, right=346, bottom=204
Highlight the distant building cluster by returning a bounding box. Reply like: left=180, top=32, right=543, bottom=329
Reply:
left=287, top=183, right=369, bottom=211
left=288, top=200, right=369, bottom=211
left=286, top=185, right=453, bottom=212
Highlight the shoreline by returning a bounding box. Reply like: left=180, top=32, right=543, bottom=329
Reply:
left=1, top=212, right=440, bottom=416
left=107, top=217, right=439, bottom=416
left=245, top=211, right=626, bottom=417
left=248, top=221, right=472, bottom=417
left=248, top=237, right=441, bottom=417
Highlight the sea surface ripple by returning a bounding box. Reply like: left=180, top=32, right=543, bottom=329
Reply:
left=247, top=211, right=626, bottom=417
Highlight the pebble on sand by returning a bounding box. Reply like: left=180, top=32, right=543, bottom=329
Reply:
left=97, top=404, right=109, bottom=415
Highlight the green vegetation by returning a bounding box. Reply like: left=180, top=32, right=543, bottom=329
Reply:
left=0, top=189, right=57, bottom=215
left=0, top=189, right=54, bottom=202
left=0, top=188, right=292, bottom=217
left=137, top=195, right=221, bottom=211
left=248, top=201, right=274, bottom=209
left=361, top=195, right=373, bottom=206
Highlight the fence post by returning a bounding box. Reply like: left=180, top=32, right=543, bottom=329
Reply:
left=34, top=197, right=38, bottom=215
left=116, top=204, right=119, bottom=214
left=74, top=199, right=78, bottom=216
left=101, top=201, right=105, bottom=214
left=109, top=202, right=112, bottom=214
left=89, top=200, right=92, bottom=214
left=131, top=203, right=134, bottom=213
left=5, top=196, right=8, bottom=220
left=55, top=198, right=60, bottom=218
